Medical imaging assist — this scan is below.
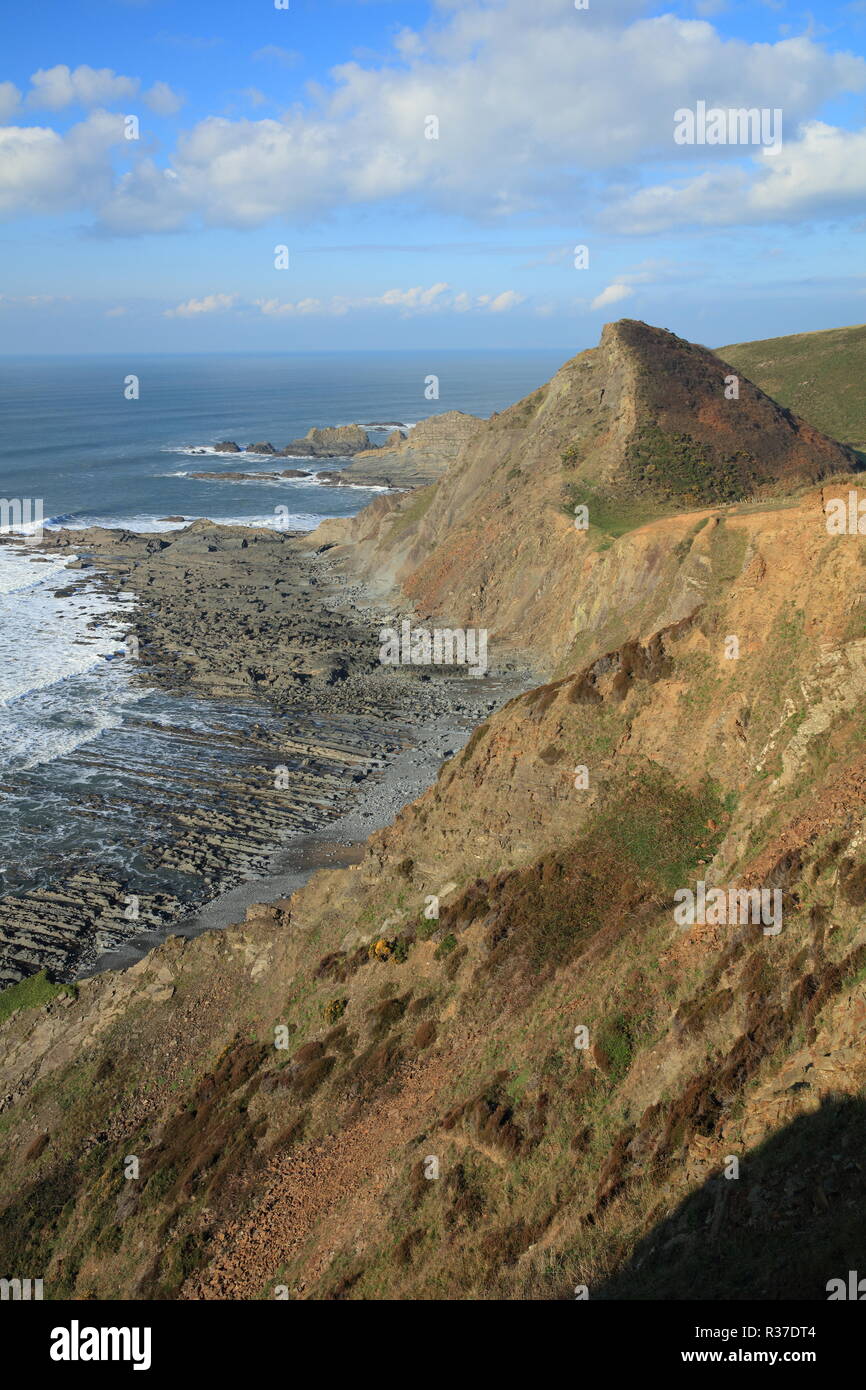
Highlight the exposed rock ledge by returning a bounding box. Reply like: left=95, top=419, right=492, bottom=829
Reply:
left=340, top=410, right=482, bottom=486
left=210, top=424, right=373, bottom=459
left=198, top=411, right=483, bottom=487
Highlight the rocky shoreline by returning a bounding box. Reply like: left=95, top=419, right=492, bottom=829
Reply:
left=0, top=521, right=531, bottom=985
left=207, top=421, right=385, bottom=459
left=185, top=410, right=482, bottom=489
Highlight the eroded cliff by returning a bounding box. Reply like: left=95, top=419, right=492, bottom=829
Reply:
left=2, top=324, right=866, bottom=1301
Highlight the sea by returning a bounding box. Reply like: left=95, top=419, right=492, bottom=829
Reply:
left=0, top=350, right=564, bottom=972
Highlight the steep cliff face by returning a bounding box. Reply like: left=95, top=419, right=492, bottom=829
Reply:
left=308, top=321, right=860, bottom=671
left=2, top=324, right=866, bottom=1302
left=342, top=410, right=483, bottom=486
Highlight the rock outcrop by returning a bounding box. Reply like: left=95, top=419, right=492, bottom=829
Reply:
left=188, top=468, right=309, bottom=481
left=340, top=410, right=483, bottom=486
left=306, top=320, right=861, bottom=668
left=281, top=424, right=372, bottom=458
left=206, top=427, right=374, bottom=461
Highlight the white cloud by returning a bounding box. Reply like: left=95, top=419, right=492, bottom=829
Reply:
left=488, top=290, right=525, bottom=312
left=144, top=81, right=184, bottom=117
left=2, top=1, right=864, bottom=232
left=0, top=113, right=127, bottom=217
left=0, top=82, right=21, bottom=120
left=21, top=64, right=182, bottom=117
left=256, top=296, right=327, bottom=317
left=590, top=283, right=634, bottom=310
left=607, top=120, right=866, bottom=231
left=254, top=284, right=525, bottom=317
left=164, top=293, right=239, bottom=317
left=379, top=282, right=450, bottom=309
left=27, top=65, right=139, bottom=110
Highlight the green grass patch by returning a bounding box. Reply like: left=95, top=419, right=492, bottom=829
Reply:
left=0, top=970, right=74, bottom=1027
left=719, top=323, right=866, bottom=451
left=562, top=482, right=671, bottom=539
left=594, top=765, right=733, bottom=895
left=387, top=485, right=437, bottom=539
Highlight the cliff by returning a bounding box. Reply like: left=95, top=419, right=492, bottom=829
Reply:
left=2, top=322, right=866, bottom=1302
left=307, top=320, right=859, bottom=669
left=340, top=410, right=483, bottom=487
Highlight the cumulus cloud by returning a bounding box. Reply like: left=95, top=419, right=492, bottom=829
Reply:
left=2, top=1, right=864, bottom=232
left=590, top=283, right=634, bottom=310
left=144, top=81, right=184, bottom=117
left=486, top=290, right=525, bottom=311
left=164, top=293, right=239, bottom=317
left=606, top=120, right=866, bottom=231
left=27, top=65, right=139, bottom=110
left=0, top=113, right=127, bottom=217
left=379, top=283, right=450, bottom=309
left=253, top=284, right=524, bottom=317
left=0, top=82, right=21, bottom=120
left=22, top=64, right=182, bottom=116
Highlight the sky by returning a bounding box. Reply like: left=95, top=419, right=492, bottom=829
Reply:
left=1, top=0, right=865, bottom=353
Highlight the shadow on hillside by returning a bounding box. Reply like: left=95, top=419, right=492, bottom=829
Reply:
left=593, top=1094, right=866, bottom=1300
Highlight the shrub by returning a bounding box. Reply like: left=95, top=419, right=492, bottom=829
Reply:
left=321, top=997, right=348, bottom=1025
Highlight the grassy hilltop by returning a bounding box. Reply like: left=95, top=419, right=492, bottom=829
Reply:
left=719, top=323, right=866, bottom=454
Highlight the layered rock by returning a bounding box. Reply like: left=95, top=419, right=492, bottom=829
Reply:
left=340, top=410, right=483, bottom=486
left=306, top=319, right=861, bottom=668
left=281, top=423, right=372, bottom=458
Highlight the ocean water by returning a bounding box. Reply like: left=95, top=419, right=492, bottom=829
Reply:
left=0, top=350, right=564, bottom=965
left=0, top=351, right=565, bottom=532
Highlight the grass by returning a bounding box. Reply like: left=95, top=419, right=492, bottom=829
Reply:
left=707, top=520, right=748, bottom=585
left=593, top=765, right=733, bottom=895
left=718, top=322, right=866, bottom=450
left=627, top=423, right=759, bottom=504
left=0, top=970, right=74, bottom=1026
left=387, top=484, right=437, bottom=539
left=595, top=1013, right=637, bottom=1084
left=562, top=481, right=671, bottom=539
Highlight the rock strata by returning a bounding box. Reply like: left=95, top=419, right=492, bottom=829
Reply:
left=0, top=522, right=528, bottom=983
left=341, top=410, right=482, bottom=486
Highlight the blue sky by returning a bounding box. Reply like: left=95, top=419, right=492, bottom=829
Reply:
left=1, top=0, right=865, bottom=353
